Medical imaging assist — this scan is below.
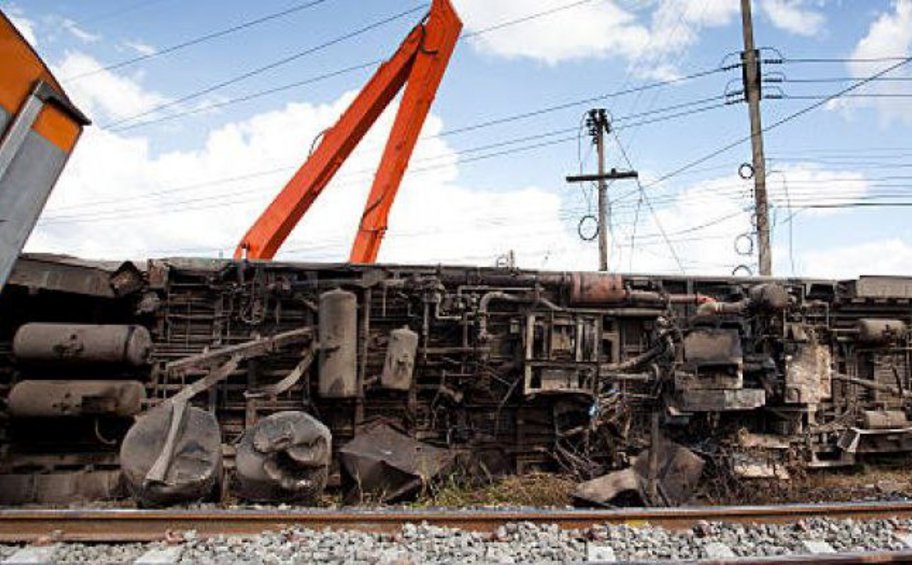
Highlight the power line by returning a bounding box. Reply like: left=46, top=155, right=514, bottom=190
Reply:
left=101, top=4, right=427, bottom=129
left=438, top=66, right=731, bottom=137
left=86, top=0, right=597, bottom=86
left=112, top=18, right=733, bottom=134
left=67, top=0, right=335, bottom=80
left=54, top=94, right=730, bottom=215
left=783, top=93, right=912, bottom=100
left=105, top=0, right=619, bottom=132
left=108, top=60, right=381, bottom=132
left=610, top=130, right=685, bottom=273
left=82, top=0, right=174, bottom=24
left=780, top=76, right=912, bottom=84
left=644, top=56, right=912, bottom=189
left=116, top=66, right=728, bottom=134
left=459, top=0, right=597, bottom=40
left=783, top=56, right=912, bottom=64
left=39, top=134, right=582, bottom=225
left=791, top=201, right=912, bottom=209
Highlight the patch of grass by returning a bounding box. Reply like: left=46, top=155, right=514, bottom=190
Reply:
left=415, top=472, right=577, bottom=508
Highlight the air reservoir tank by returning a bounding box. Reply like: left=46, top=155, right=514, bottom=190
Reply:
left=318, top=289, right=358, bottom=398
left=13, top=323, right=152, bottom=366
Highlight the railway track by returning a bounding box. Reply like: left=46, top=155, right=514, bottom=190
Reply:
left=3, top=503, right=912, bottom=563
left=3, top=501, right=912, bottom=542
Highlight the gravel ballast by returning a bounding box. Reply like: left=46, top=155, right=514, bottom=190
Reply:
left=5, top=516, right=912, bottom=563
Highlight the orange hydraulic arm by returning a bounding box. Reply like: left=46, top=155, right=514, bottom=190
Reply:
left=235, top=0, right=462, bottom=263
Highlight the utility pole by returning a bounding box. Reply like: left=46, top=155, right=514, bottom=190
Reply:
left=595, top=111, right=608, bottom=271
left=740, top=0, right=771, bottom=276
left=566, top=109, right=637, bottom=271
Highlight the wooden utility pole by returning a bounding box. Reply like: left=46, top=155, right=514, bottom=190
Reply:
left=740, top=0, right=771, bottom=275
left=595, top=113, right=608, bottom=271
left=566, top=109, right=637, bottom=271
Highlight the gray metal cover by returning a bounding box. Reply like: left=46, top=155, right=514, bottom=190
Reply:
left=0, top=105, right=72, bottom=292
left=853, top=276, right=912, bottom=299
left=381, top=327, right=418, bottom=390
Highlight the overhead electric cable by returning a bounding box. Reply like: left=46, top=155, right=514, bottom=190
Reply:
left=783, top=93, right=912, bottom=100
left=438, top=66, right=731, bottom=137
left=781, top=76, right=912, bottom=83
left=50, top=95, right=731, bottom=216
left=111, top=0, right=724, bottom=133
left=67, top=0, right=334, bottom=80
left=109, top=61, right=382, bottom=132
left=459, top=0, right=597, bottom=39
left=784, top=56, right=912, bottom=64
left=611, top=131, right=685, bottom=274
left=83, top=0, right=173, bottom=24
left=101, top=4, right=427, bottom=129
left=787, top=202, right=912, bottom=209
left=645, top=56, right=912, bottom=188
left=106, top=0, right=616, bottom=132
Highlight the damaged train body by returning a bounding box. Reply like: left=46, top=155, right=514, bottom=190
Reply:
left=1, top=254, right=911, bottom=506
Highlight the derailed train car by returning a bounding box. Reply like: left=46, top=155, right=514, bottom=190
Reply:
left=0, top=254, right=911, bottom=506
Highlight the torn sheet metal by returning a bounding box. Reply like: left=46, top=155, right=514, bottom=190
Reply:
left=339, top=421, right=456, bottom=502
left=235, top=411, right=331, bottom=503
left=573, top=440, right=704, bottom=507
left=6, top=254, right=122, bottom=297
left=573, top=467, right=640, bottom=506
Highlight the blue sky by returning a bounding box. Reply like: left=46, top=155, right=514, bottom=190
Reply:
left=6, top=0, right=912, bottom=277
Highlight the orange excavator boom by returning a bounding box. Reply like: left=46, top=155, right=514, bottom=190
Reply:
left=235, top=0, right=462, bottom=263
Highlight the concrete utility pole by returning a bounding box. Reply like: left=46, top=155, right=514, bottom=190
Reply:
left=566, top=109, right=637, bottom=271
left=740, top=0, right=772, bottom=276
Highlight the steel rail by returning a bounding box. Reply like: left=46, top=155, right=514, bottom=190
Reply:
left=3, top=501, right=912, bottom=543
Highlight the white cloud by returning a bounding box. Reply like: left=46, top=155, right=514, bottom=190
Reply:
left=8, top=11, right=37, bottom=47
left=620, top=177, right=755, bottom=274
left=62, top=18, right=100, bottom=43
left=760, top=0, right=825, bottom=37
left=604, top=162, right=873, bottom=276
left=27, top=52, right=587, bottom=268
left=766, top=163, right=869, bottom=216
left=123, top=40, right=156, bottom=56
left=52, top=52, right=171, bottom=123
left=452, top=0, right=743, bottom=77
left=454, top=0, right=650, bottom=66
left=453, top=0, right=821, bottom=77
left=840, top=0, right=912, bottom=125
left=800, top=238, right=912, bottom=278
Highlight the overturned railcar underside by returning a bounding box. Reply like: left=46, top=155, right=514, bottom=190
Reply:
left=1, top=254, right=911, bottom=506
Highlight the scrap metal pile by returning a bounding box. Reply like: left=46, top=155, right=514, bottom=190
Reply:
left=1, top=254, right=911, bottom=506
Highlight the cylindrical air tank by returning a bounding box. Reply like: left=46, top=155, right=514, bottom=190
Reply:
left=318, top=289, right=358, bottom=398
left=13, top=323, right=152, bottom=366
